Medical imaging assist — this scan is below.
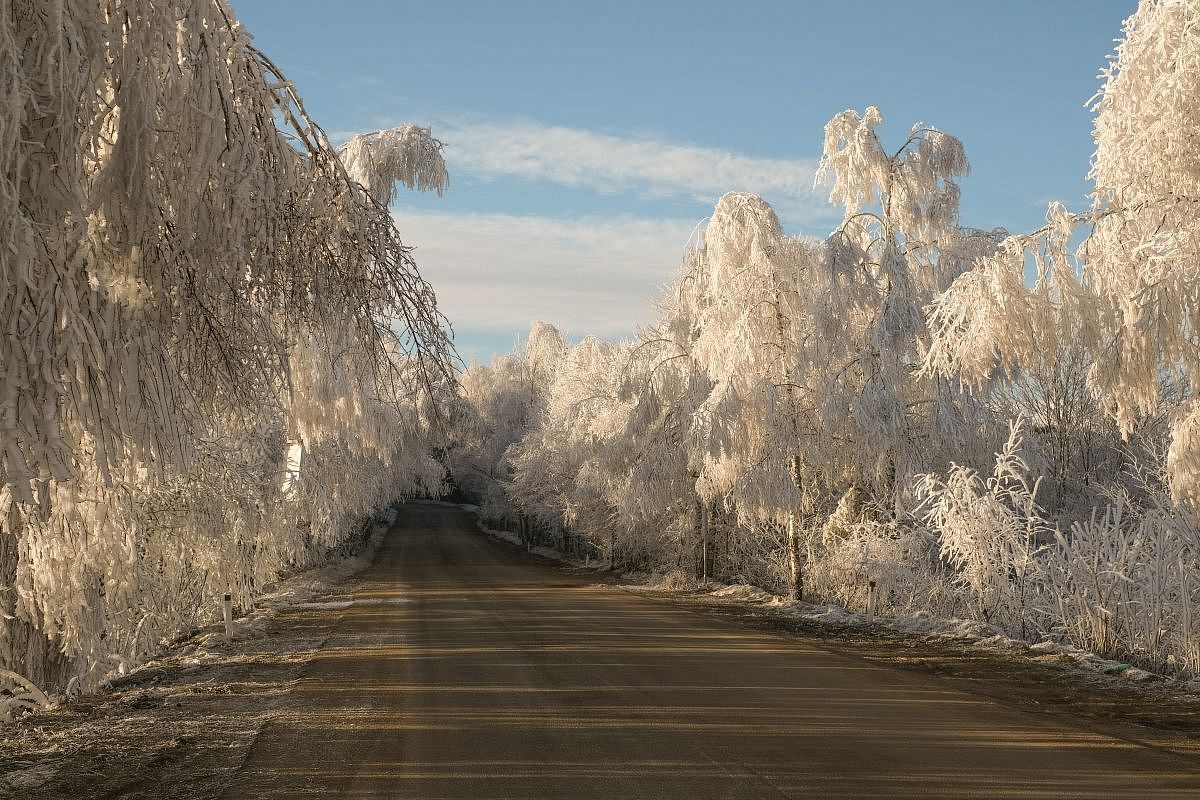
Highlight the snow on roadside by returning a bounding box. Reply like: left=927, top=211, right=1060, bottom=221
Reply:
left=710, top=584, right=777, bottom=604
left=167, top=519, right=390, bottom=668
left=292, top=598, right=411, bottom=611
left=455, top=503, right=522, bottom=547
left=8, top=510, right=395, bottom=719
left=672, top=578, right=1185, bottom=685
left=0, top=509, right=399, bottom=797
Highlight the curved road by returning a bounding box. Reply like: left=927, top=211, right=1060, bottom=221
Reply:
left=223, top=503, right=1200, bottom=799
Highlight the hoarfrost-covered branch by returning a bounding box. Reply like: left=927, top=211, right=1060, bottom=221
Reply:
left=338, top=125, right=449, bottom=206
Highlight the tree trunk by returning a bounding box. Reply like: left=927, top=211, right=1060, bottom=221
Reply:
left=1, top=526, right=72, bottom=693
left=787, top=512, right=804, bottom=602
left=772, top=275, right=806, bottom=602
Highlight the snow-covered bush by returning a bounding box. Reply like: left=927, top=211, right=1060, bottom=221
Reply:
left=917, top=423, right=1200, bottom=673
left=1045, top=500, right=1200, bottom=670
left=802, top=486, right=945, bottom=617
left=916, top=422, right=1054, bottom=637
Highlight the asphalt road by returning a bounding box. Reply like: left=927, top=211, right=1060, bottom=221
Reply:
left=222, top=502, right=1200, bottom=799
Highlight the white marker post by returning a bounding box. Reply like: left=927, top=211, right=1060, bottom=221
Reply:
left=866, top=580, right=877, bottom=623
left=222, top=593, right=234, bottom=641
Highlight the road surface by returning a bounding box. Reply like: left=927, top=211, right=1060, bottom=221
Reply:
left=222, top=502, right=1200, bottom=799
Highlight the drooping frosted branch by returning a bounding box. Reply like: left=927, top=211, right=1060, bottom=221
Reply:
left=338, top=125, right=449, bottom=206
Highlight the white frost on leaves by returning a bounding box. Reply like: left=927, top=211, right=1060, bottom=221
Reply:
left=926, top=0, right=1200, bottom=508
left=338, top=125, right=448, bottom=206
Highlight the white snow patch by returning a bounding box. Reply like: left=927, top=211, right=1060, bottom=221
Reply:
left=711, top=584, right=777, bottom=604
left=792, top=604, right=864, bottom=625
left=898, top=614, right=1005, bottom=641
left=480, top=525, right=521, bottom=546
left=531, top=545, right=572, bottom=562
left=457, top=505, right=528, bottom=550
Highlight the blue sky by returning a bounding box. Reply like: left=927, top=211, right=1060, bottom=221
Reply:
left=234, top=0, right=1134, bottom=365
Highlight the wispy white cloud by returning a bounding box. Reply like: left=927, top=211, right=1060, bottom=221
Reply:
left=393, top=208, right=699, bottom=338
left=434, top=120, right=830, bottom=223
left=333, top=117, right=838, bottom=229
left=376, top=119, right=838, bottom=358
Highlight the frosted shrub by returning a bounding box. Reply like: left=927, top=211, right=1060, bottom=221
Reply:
left=1046, top=506, right=1140, bottom=659
left=808, top=513, right=945, bottom=618
left=917, top=422, right=1053, bottom=637
left=719, top=520, right=792, bottom=593
left=1046, top=502, right=1200, bottom=671
left=0, top=669, right=51, bottom=723
left=917, top=419, right=1200, bottom=673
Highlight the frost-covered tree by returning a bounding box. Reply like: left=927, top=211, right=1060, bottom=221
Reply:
left=616, top=282, right=720, bottom=573
left=813, top=107, right=1002, bottom=508
left=681, top=193, right=821, bottom=596
left=1083, top=0, right=1200, bottom=507
left=927, top=0, right=1200, bottom=508
left=448, top=322, right=566, bottom=533
left=0, top=0, right=454, bottom=703
left=508, top=337, right=632, bottom=559
left=451, top=358, right=536, bottom=520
